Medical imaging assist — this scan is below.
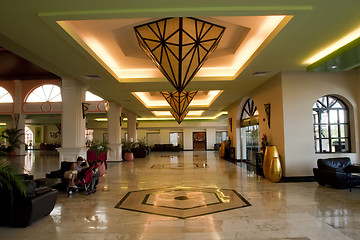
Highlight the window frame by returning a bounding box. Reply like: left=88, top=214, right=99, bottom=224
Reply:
left=313, top=95, right=350, bottom=153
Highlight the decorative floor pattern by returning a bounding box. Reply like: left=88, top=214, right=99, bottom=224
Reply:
left=115, top=186, right=251, bottom=219
left=150, top=163, right=208, bottom=169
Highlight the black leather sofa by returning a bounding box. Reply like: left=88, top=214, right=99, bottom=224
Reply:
left=152, top=144, right=180, bottom=152
left=313, top=157, right=360, bottom=188
left=132, top=147, right=149, bottom=158
left=0, top=176, right=58, bottom=227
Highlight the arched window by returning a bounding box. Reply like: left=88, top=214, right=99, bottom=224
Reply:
left=240, top=98, right=259, bottom=162
left=86, top=91, right=104, bottom=101
left=240, top=98, right=259, bottom=126
left=313, top=95, right=350, bottom=153
left=0, top=87, right=13, bottom=103
left=26, top=84, right=62, bottom=102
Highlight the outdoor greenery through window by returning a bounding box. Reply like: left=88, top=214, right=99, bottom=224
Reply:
left=313, top=95, right=350, bottom=153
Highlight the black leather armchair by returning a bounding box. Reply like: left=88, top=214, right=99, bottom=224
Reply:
left=313, top=157, right=360, bottom=188
left=0, top=178, right=58, bottom=227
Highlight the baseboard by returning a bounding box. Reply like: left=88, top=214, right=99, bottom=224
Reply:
left=280, top=176, right=316, bottom=182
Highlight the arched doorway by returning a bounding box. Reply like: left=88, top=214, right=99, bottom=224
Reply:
left=25, top=126, right=34, bottom=150
left=240, top=98, right=259, bottom=164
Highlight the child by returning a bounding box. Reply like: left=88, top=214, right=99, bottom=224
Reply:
left=63, top=162, right=78, bottom=188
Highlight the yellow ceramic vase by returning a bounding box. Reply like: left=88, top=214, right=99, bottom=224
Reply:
left=263, top=146, right=282, bottom=182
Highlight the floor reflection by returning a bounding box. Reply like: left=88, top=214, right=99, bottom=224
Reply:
left=0, top=150, right=359, bottom=240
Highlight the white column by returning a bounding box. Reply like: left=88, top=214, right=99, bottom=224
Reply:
left=57, top=77, right=87, bottom=162
left=13, top=80, right=26, bottom=155
left=183, top=128, right=193, bottom=150
left=235, top=127, right=241, bottom=159
left=160, top=129, right=170, bottom=144
left=107, top=101, right=122, bottom=162
left=206, top=128, right=216, bottom=150
left=126, top=111, right=137, bottom=142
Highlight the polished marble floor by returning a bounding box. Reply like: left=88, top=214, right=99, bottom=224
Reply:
left=1, top=150, right=360, bottom=240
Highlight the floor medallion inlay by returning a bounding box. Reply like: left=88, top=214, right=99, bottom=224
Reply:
left=115, top=186, right=251, bottom=219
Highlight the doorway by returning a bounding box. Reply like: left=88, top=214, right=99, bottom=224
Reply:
left=193, top=132, right=206, bottom=151
left=25, top=126, right=34, bottom=150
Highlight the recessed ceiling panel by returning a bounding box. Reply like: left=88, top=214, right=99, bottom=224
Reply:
left=58, top=16, right=289, bottom=82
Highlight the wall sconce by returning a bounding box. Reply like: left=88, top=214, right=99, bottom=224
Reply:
left=264, top=103, right=270, bottom=128
left=228, top=118, right=233, bottom=132
left=82, top=102, right=90, bottom=119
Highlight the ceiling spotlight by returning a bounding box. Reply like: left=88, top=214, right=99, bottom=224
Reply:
left=252, top=71, right=272, bottom=76
left=81, top=74, right=103, bottom=80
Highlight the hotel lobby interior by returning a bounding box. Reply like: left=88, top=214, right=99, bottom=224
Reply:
left=1, top=1, right=360, bottom=239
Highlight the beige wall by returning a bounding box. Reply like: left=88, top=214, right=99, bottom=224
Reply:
left=230, top=70, right=360, bottom=177
left=87, top=118, right=227, bottom=150
left=43, top=125, right=61, bottom=144
left=281, top=71, right=359, bottom=176
left=250, top=73, right=286, bottom=172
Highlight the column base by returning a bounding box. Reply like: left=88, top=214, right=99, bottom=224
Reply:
left=107, top=144, right=123, bottom=162
left=57, top=147, right=88, bottom=166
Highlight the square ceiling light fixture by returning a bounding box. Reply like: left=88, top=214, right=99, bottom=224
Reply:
left=152, top=110, right=204, bottom=117
left=132, top=90, right=223, bottom=108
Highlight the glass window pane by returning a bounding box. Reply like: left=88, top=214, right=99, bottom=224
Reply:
left=330, top=125, right=339, bottom=138
left=329, top=110, right=338, bottom=123
left=26, top=84, right=62, bottom=103
left=49, top=86, right=61, bottom=102
left=328, top=97, right=337, bottom=107
left=50, top=94, right=62, bottom=102
left=320, top=125, right=328, bottom=138
left=344, top=139, right=350, bottom=152
left=321, top=139, right=330, bottom=152
left=339, top=124, right=350, bottom=138
left=313, top=111, right=319, bottom=123
left=332, top=139, right=341, bottom=152
left=320, top=111, right=328, bottom=124
left=42, top=85, right=54, bottom=100
left=314, top=125, right=320, bottom=138
left=0, top=87, right=13, bottom=103
left=321, top=96, right=328, bottom=107
left=332, top=102, right=342, bottom=108
left=315, top=140, right=320, bottom=152
left=338, top=110, right=347, bottom=123
left=86, top=91, right=104, bottom=101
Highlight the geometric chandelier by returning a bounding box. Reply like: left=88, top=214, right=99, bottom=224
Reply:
left=134, top=17, right=225, bottom=92
left=135, top=17, right=225, bottom=123
left=161, top=91, right=198, bottom=124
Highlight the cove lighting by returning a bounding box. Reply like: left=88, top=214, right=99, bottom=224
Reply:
left=304, top=26, right=360, bottom=65
left=132, top=90, right=222, bottom=108
left=58, top=15, right=289, bottom=81
left=94, top=111, right=226, bottom=122
left=152, top=111, right=204, bottom=117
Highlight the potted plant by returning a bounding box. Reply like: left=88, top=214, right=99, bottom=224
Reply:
left=0, top=161, right=26, bottom=196
left=88, top=142, right=111, bottom=162
left=122, top=141, right=136, bottom=161
left=1, top=128, right=24, bottom=156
